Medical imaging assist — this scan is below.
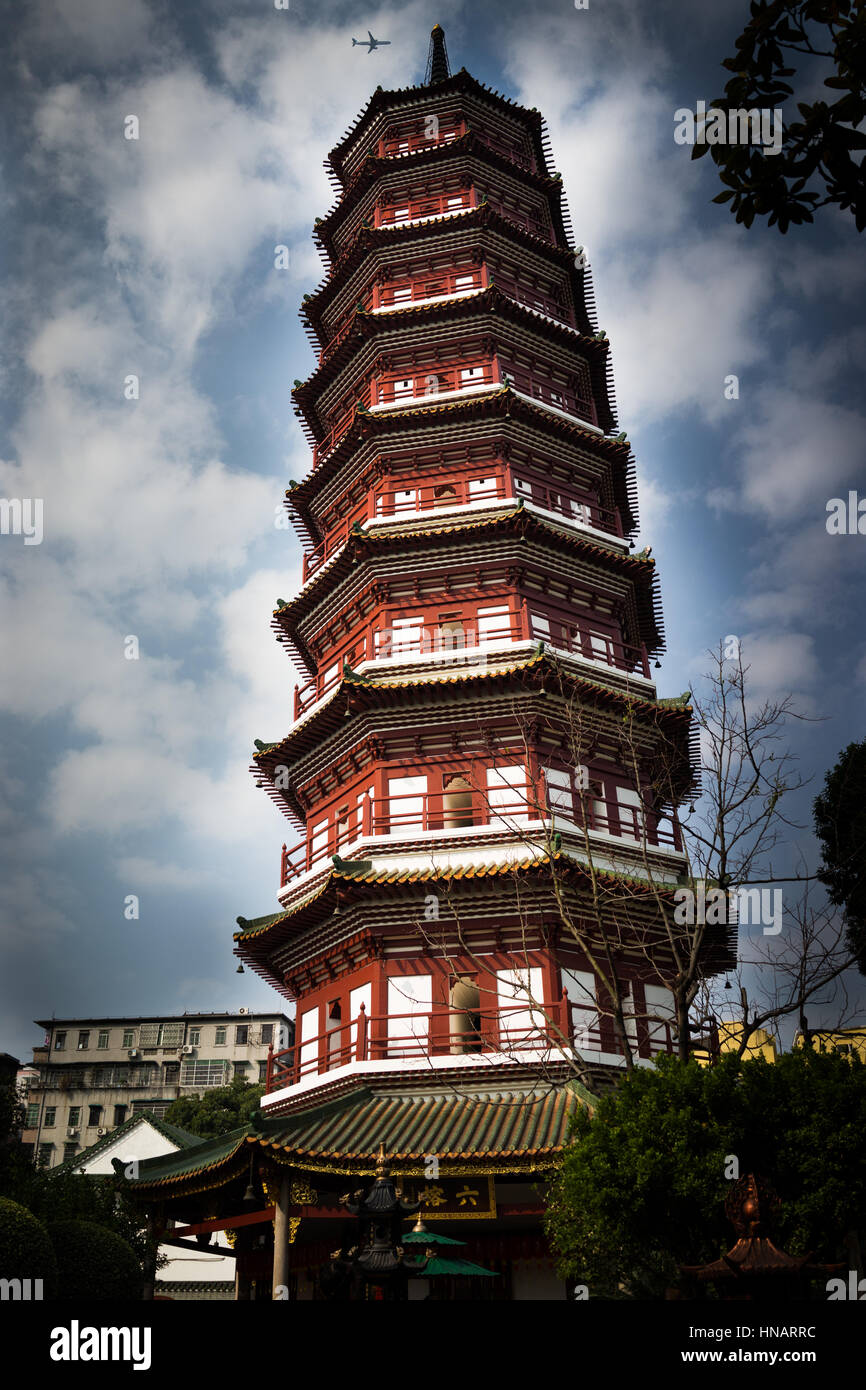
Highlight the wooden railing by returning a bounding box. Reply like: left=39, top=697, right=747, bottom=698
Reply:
left=265, top=997, right=674, bottom=1092
left=301, top=475, right=622, bottom=581
left=278, top=786, right=682, bottom=886
left=500, top=364, right=597, bottom=427
left=293, top=615, right=523, bottom=716
left=376, top=188, right=475, bottom=228
left=292, top=619, right=650, bottom=716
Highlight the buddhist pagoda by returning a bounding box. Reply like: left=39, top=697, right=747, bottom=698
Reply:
left=117, top=25, right=731, bottom=1301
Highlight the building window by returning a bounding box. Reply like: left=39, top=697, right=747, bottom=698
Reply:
left=25, top=1103, right=39, bottom=1128
left=215, top=1026, right=227, bottom=1046
left=449, top=976, right=482, bottom=1054
left=260, top=1023, right=273, bottom=1045
left=38, top=1144, right=53, bottom=1166
left=235, top=1025, right=249, bottom=1045
left=258, top=1060, right=268, bottom=1082
left=63, top=1144, right=78, bottom=1162
left=189, top=1027, right=201, bottom=1046
left=54, top=1031, right=66, bottom=1051
left=139, top=1022, right=184, bottom=1048
left=164, top=1063, right=180, bottom=1082
left=97, top=1030, right=110, bottom=1050
left=44, top=1107, right=56, bottom=1128
left=122, top=1029, right=135, bottom=1048
left=77, top=1031, right=90, bottom=1051
left=87, top=1106, right=102, bottom=1127
left=113, top=1105, right=127, bottom=1126
left=68, top=1107, right=81, bottom=1127
left=180, top=1060, right=231, bottom=1088
left=233, top=1061, right=248, bottom=1078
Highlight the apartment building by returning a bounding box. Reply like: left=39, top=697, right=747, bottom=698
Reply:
left=19, top=1011, right=292, bottom=1168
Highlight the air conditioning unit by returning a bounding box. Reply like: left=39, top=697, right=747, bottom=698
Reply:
left=181, top=1045, right=194, bottom=1055
left=238, top=1007, right=250, bottom=1016
left=96, top=1128, right=107, bottom=1136
left=128, top=1049, right=139, bottom=1058
left=66, top=1127, right=78, bottom=1138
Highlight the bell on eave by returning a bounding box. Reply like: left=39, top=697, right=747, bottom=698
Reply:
left=236, top=963, right=245, bottom=974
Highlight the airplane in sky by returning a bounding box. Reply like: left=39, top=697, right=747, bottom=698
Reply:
left=352, top=31, right=390, bottom=52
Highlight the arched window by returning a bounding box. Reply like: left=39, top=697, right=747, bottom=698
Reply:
left=449, top=976, right=481, bottom=1054
left=443, top=773, right=473, bottom=828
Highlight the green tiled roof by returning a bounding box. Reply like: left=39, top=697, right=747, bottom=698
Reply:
left=116, top=1081, right=596, bottom=1191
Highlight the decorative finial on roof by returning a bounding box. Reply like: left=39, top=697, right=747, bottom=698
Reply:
left=425, top=24, right=450, bottom=84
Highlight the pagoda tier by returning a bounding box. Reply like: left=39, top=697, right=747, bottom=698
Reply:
left=237, top=27, right=718, bottom=1112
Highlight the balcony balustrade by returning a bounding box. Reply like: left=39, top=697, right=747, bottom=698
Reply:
left=278, top=782, right=682, bottom=887
left=265, top=998, right=672, bottom=1093
left=301, top=474, right=622, bottom=581
left=292, top=609, right=649, bottom=717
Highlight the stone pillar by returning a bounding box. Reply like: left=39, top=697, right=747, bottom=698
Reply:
left=272, top=1174, right=292, bottom=1298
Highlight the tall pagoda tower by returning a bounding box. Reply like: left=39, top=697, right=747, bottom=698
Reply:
left=119, top=27, right=727, bottom=1302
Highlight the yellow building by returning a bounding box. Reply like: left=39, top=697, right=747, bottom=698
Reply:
left=794, top=1028, right=866, bottom=1062
left=693, top=1020, right=778, bottom=1066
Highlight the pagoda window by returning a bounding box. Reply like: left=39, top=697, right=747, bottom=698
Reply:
left=645, top=984, right=675, bottom=1053
left=530, top=612, right=551, bottom=642
left=477, top=604, right=511, bottom=642
left=437, top=611, right=466, bottom=650
left=580, top=777, right=609, bottom=833
left=298, top=1007, right=319, bottom=1078
left=449, top=975, right=482, bottom=1054
left=615, top=785, right=644, bottom=840
left=387, top=774, right=427, bottom=832
left=543, top=766, right=573, bottom=813
left=586, top=630, right=615, bottom=666
left=486, top=763, right=530, bottom=825
left=376, top=486, right=417, bottom=516
left=497, top=967, right=545, bottom=1047
left=562, top=969, right=599, bottom=1047
left=377, top=615, right=423, bottom=658
left=468, top=475, right=497, bottom=501
left=433, top=484, right=457, bottom=506
left=310, top=818, right=329, bottom=868
left=460, top=364, right=486, bottom=387
left=387, top=974, right=432, bottom=1056
left=336, top=805, right=352, bottom=850
left=326, top=1001, right=343, bottom=1069
left=322, top=660, right=340, bottom=694
left=349, top=982, right=371, bottom=1054
left=454, top=272, right=476, bottom=291
left=392, top=376, right=414, bottom=398
left=443, top=773, right=473, bottom=829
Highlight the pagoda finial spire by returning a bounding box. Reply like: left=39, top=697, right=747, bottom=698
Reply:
left=425, top=23, right=450, bottom=85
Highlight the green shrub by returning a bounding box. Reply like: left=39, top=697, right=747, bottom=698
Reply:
left=0, top=1196, right=58, bottom=1297
left=48, top=1219, right=142, bottom=1300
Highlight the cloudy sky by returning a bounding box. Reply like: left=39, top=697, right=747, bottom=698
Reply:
left=1, top=0, right=864, bottom=1059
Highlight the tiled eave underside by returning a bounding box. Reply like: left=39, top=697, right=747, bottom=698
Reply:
left=274, top=504, right=659, bottom=638
left=287, top=406, right=637, bottom=546
left=251, top=650, right=689, bottom=802
left=291, top=386, right=630, bottom=525
left=304, top=216, right=594, bottom=341
left=317, top=134, right=564, bottom=252
left=294, top=285, right=607, bottom=428
left=327, top=71, right=548, bottom=185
